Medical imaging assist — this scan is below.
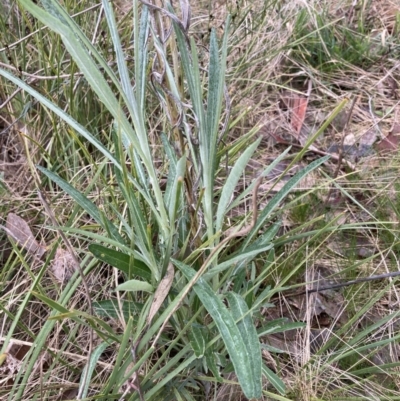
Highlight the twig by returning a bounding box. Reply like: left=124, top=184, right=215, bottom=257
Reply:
left=278, top=270, right=400, bottom=299
left=37, top=190, right=93, bottom=400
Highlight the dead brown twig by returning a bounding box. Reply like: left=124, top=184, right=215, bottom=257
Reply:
left=276, top=269, right=400, bottom=300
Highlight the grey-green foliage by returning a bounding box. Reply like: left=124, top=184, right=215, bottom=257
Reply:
left=0, top=0, right=336, bottom=399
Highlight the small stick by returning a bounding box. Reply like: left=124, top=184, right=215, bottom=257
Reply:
left=277, top=270, right=400, bottom=299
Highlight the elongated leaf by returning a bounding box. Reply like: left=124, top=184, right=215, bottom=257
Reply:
left=206, top=29, right=221, bottom=156
left=79, top=342, right=110, bottom=398
left=39, top=0, right=120, bottom=89
left=162, top=133, right=178, bottom=207
left=0, top=68, right=120, bottom=169
left=89, top=244, right=151, bottom=281
left=102, top=3, right=151, bottom=194
left=175, top=261, right=261, bottom=399
left=329, top=331, right=400, bottom=364
left=173, top=21, right=210, bottom=225
left=262, top=363, right=286, bottom=395
left=216, top=138, right=261, bottom=231
left=204, top=243, right=273, bottom=279
left=346, top=310, right=400, bottom=348
left=134, top=2, right=149, bottom=111
left=351, top=361, right=400, bottom=376
left=102, top=0, right=136, bottom=111
left=168, top=156, right=186, bottom=223
left=257, top=320, right=305, bottom=336
left=113, top=168, right=155, bottom=271
left=31, top=291, right=70, bottom=314
left=36, top=0, right=144, bottom=154
left=115, top=280, right=154, bottom=293
left=7, top=253, right=96, bottom=401
left=16, top=0, right=169, bottom=233
left=230, top=223, right=280, bottom=277
left=261, top=343, right=286, bottom=354
left=102, top=317, right=134, bottom=394
left=37, top=166, right=124, bottom=243
left=189, top=325, right=206, bottom=358
left=227, top=147, right=292, bottom=213
left=243, top=155, right=330, bottom=248
left=206, top=23, right=229, bottom=176
left=226, top=293, right=262, bottom=395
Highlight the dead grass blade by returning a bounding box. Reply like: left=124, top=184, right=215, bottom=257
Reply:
left=147, top=263, right=175, bottom=326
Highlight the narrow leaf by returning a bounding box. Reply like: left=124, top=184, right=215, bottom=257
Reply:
left=89, top=244, right=152, bottom=281
left=175, top=261, right=261, bottom=399
left=204, top=348, right=223, bottom=382
left=204, top=243, right=273, bottom=279
left=226, top=292, right=262, bottom=396
left=216, top=138, right=261, bottom=231
left=257, top=320, right=305, bottom=336
left=227, top=147, right=292, bottom=213
left=168, top=156, right=186, bottom=223
left=38, top=167, right=124, bottom=243
left=79, top=342, right=110, bottom=398
left=244, top=156, right=330, bottom=248
left=262, top=363, right=286, bottom=395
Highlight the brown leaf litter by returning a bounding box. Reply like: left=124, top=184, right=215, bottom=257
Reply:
left=0, top=212, right=75, bottom=283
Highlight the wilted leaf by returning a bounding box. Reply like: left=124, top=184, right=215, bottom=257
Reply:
left=0, top=213, right=46, bottom=258
left=147, top=263, right=174, bottom=325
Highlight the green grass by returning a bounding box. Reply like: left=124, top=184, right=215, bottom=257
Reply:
left=1, top=0, right=400, bottom=400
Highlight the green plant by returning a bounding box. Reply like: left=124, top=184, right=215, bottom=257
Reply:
left=2, top=1, right=396, bottom=400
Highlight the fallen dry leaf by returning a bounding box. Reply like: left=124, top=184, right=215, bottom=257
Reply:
left=0, top=341, right=31, bottom=388
left=291, top=95, right=309, bottom=138
left=51, top=248, right=75, bottom=282
left=376, top=123, right=400, bottom=153
left=0, top=213, right=46, bottom=259
left=359, top=127, right=378, bottom=148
